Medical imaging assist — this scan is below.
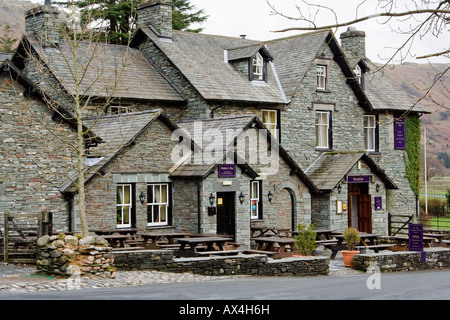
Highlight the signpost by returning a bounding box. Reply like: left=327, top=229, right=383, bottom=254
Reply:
left=409, top=223, right=426, bottom=262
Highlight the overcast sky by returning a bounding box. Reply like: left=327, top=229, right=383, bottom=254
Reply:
left=28, top=0, right=449, bottom=64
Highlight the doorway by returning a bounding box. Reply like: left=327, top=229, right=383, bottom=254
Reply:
left=348, top=183, right=372, bottom=233
left=216, top=192, right=236, bottom=238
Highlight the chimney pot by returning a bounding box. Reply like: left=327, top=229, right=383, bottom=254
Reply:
left=138, top=0, right=173, bottom=39
left=340, top=27, right=366, bottom=58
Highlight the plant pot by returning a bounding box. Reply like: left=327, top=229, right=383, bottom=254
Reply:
left=341, top=250, right=360, bottom=267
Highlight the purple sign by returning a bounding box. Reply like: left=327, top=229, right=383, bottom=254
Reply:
left=374, top=196, right=382, bottom=210
left=408, top=223, right=423, bottom=252
left=218, top=164, right=236, bottom=178
left=394, top=115, right=406, bottom=150
left=347, top=176, right=371, bottom=183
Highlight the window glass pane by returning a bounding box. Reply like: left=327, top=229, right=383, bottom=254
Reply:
left=316, top=112, right=329, bottom=148
left=154, top=185, right=161, bottom=203
left=117, top=187, right=123, bottom=205
left=161, top=184, right=168, bottom=203
left=123, top=185, right=130, bottom=204
left=160, top=204, right=167, bottom=222
left=117, top=207, right=122, bottom=224
left=147, top=185, right=154, bottom=204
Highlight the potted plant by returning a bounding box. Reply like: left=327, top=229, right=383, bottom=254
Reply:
left=341, top=227, right=361, bottom=267
left=293, top=224, right=317, bottom=256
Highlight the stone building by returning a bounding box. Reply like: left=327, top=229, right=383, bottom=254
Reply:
left=0, top=1, right=429, bottom=243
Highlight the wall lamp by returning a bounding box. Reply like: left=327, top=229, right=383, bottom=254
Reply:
left=239, top=192, right=245, bottom=205
left=337, top=184, right=342, bottom=194
left=209, top=193, right=215, bottom=206
left=267, top=191, right=273, bottom=203
left=139, top=192, right=146, bottom=204
left=376, top=183, right=380, bottom=192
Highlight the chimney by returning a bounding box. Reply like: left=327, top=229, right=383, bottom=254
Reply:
left=137, top=0, right=173, bottom=39
left=340, top=27, right=366, bottom=58
left=25, top=4, right=61, bottom=46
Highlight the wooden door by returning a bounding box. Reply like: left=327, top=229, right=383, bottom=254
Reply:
left=358, top=194, right=372, bottom=233
left=216, top=192, right=235, bottom=238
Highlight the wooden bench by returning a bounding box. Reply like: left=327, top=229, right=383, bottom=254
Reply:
left=197, top=250, right=241, bottom=257
left=111, top=247, right=145, bottom=251
left=355, top=244, right=395, bottom=253
left=316, top=240, right=338, bottom=245
left=243, top=249, right=276, bottom=256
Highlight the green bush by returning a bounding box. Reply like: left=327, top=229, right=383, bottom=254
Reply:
left=420, top=198, right=447, bottom=217
left=294, top=224, right=317, bottom=256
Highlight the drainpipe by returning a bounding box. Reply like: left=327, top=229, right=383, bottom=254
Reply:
left=193, top=178, right=202, bottom=233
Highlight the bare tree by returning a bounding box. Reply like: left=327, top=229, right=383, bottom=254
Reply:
left=7, top=1, right=136, bottom=237
left=267, top=0, right=449, bottom=62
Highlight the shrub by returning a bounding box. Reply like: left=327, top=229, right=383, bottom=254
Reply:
left=294, top=224, right=317, bottom=256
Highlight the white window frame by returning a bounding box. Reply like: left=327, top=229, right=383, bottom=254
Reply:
left=116, top=184, right=132, bottom=228
left=147, top=183, right=169, bottom=227
left=253, top=52, right=264, bottom=81
left=110, top=105, right=130, bottom=115
left=250, top=181, right=260, bottom=220
left=261, top=109, right=278, bottom=140
left=364, top=115, right=377, bottom=152
left=354, top=65, right=362, bottom=85
left=316, top=111, right=330, bottom=149
left=317, top=65, right=327, bottom=90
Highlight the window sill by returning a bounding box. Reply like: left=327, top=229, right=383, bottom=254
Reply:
left=316, top=89, right=331, bottom=93
left=365, top=151, right=381, bottom=155
left=315, top=148, right=333, bottom=152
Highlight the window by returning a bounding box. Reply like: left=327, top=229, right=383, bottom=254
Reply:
left=110, top=105, right=130, bottom=115
left=262, top=109, right=279, bottom=140
left=252, top=52, right=264, bottom=81
left=364, top=115, right=378, bottom=152
left=117, top=184, right=132, bottom=228
left=354, top=65, right=362, bottom=85
left=316, top=111, right=331, bottom=149
left=147, top=184, right=170, bottom=226
left=317, top=65, right=328, bottom=90
left=250, top=181, right=262, bottom=220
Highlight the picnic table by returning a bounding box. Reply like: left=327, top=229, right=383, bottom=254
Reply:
left=251, top=226, right=290, bottom=238
left=388, top=235, right=435, bottom=250
left=174, top=237, right=237, bottom=257
left=100, top=234, right=129, bottom=248
left=327, top=233, right=394, bottom=259
left=138, top=232, right=191, bottom=249
left=245, top=237, right=297, bottom=259
left=423, top=233, right=448, bottom=246
left=93, top=228, right=138, bottom=236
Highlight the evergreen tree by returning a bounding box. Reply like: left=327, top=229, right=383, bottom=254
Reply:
left=55, top=0, right=208, bottom=44
left=0, top=23, right=18, bottom=53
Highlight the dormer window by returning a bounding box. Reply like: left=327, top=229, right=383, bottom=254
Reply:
left=354, top=64, right=363, bottom=86
left=252, top=52, right=264, bottom=81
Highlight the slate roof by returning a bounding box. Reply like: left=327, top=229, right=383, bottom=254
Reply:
left=305, top=152, right=397, bottom=191
left=60, top=110, right=169, bottom=193
left=264, top=31, right=330, bottom=99
left=137, top=28, right=287, bottom=104
left=26, top=36, right=184, bottom=103
left=171, top=115, right=318, bottom=192
left=0, top=52, right=13, bottom=64
left=363, top=60, right=429, bottom=113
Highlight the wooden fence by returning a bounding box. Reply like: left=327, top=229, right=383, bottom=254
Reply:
left=1, top=210, right=53, bottom=263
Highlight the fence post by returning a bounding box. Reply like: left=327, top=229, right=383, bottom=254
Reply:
left=3, top=210, right=8, bottom=263
left=388, top=213, right=391, bottom=236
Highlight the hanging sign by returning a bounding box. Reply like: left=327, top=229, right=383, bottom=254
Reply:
left=374, top=196, right=382, bottom=210
left=218, top=164, right=236, bottom=178
left=394, top=115, right=406, bottom=150
left=347, top=176, right=371, bottom=183
left=408, top=223, right=424, bottom=252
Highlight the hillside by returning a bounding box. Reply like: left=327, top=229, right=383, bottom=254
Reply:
left=381, top=63, right=449, bottom=156
left=0, top=0, right=35, bottom=49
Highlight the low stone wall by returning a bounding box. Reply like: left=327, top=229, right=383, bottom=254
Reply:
left=113, top=250, right=330, bottom=277
left=36, top=235, right=116, bottom=278
left=353, top=248, right=450, bottom=272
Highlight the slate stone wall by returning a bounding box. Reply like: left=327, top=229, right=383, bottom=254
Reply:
left=113, top=250, right=330, bottom=277
left=0, top=75, right=76, bottom=231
